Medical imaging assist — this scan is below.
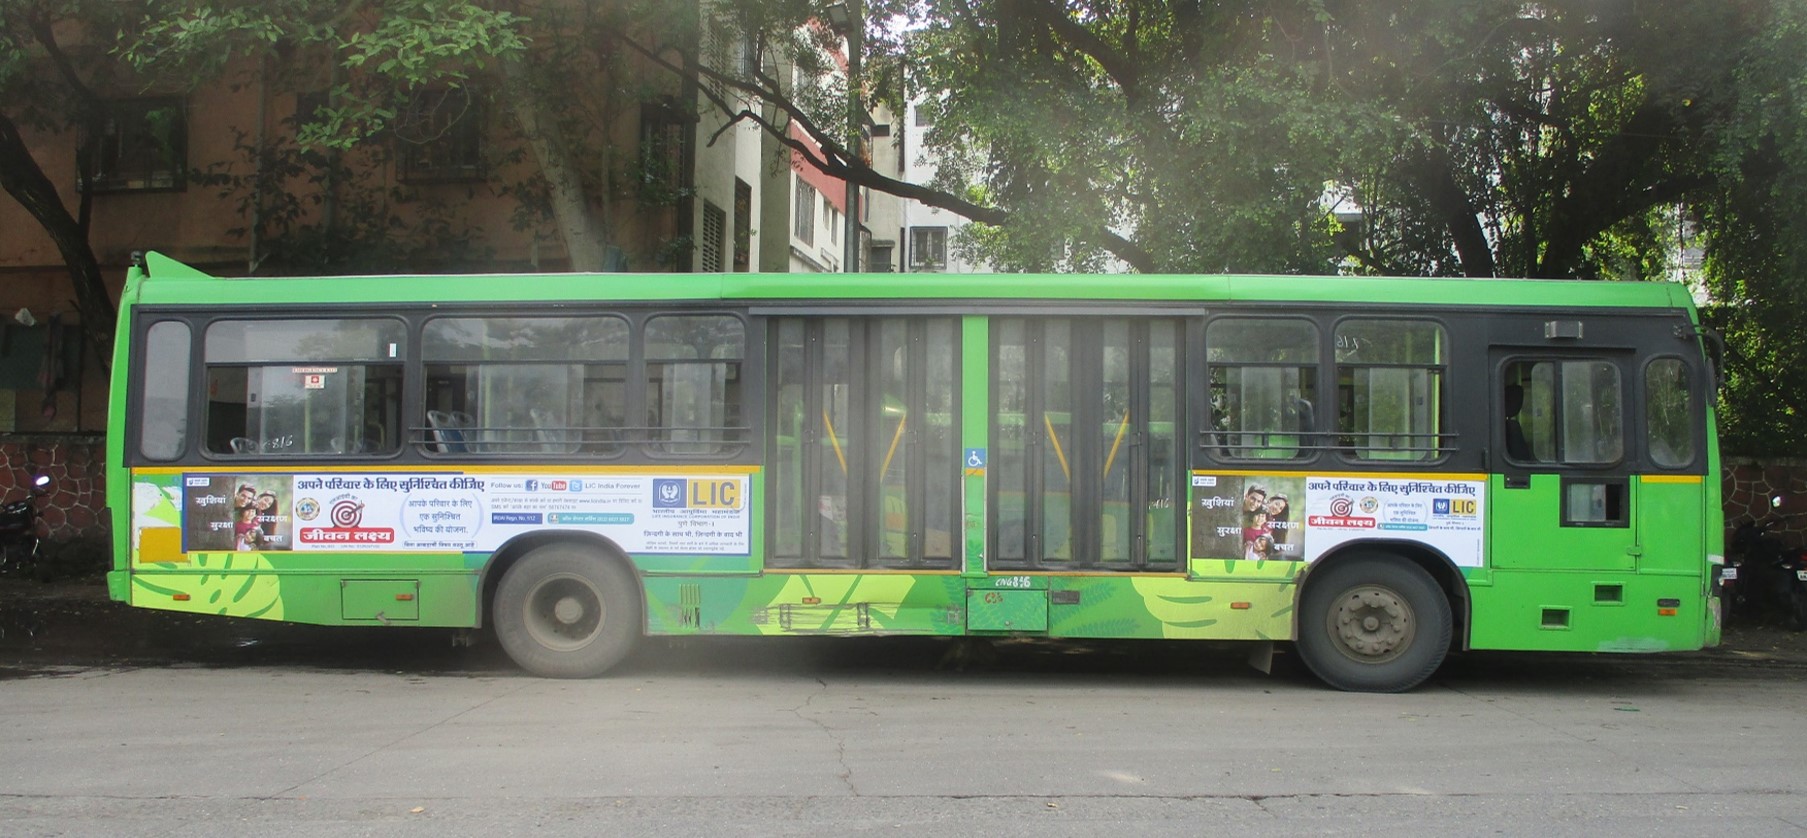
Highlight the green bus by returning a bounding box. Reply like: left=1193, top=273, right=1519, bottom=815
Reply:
left=108, top=252, right=1723, bottom=691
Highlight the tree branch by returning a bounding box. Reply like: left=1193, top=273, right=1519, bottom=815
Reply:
left=1005, top=0, right=1142, bottom=101
left=27, top=13, right=101, bottom=103
left=0, top=112, right=116, bottom=355
left=612, top=25, right=1157, bottom=273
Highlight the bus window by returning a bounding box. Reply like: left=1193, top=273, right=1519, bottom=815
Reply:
left=422, top=315, right=628, bottom=455
left=1205, top=318, right=1318, bottom=460
left=203, top=318, right=404, bottom=456
left=1335, top=319, right=1447, bottom=461
left=1645, top=358, right=1695, bottom=468
left=645, top=315, right=744, bottom=456
left=139, top=320, right=191, bottom=461
left=1501, top=359, right=1623, bottom=465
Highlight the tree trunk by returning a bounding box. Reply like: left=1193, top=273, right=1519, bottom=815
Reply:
left=1407, top=146, right=1496, bottom=278
left=0, top=112, right=116, bottom=358
left=500, top=57, right=610, bottom=271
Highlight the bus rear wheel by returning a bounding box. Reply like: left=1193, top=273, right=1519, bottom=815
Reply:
left=1296, top=554, right=1451, bottom=692
left=493, top=544, right=641, bottom=678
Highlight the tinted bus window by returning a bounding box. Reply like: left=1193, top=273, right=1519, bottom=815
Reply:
left=1206, top=318, right=1318, bottom=460
left=1336, top=319, right=1447, bottom=461
left=422, top=316, right=629, bottom=454
left=203, top=318, right=404, bottom=456
left=645, top=315, right=744, bottom=456
left=139, top=320, right=191, bottom=461
left=1645, top=357, right=1695, bottom=468
left=1503, top=359, right=1623, bottom=465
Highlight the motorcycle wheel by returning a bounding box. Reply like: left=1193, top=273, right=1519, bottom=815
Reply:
left=1790, top=588, right=1807, bottom=633
left=0, top=540, right=28, bottom=578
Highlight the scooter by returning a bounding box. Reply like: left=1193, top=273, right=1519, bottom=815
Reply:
left=1727, top=496, right=1807, bottom=631
left=0, top=471, right=50, bottom=577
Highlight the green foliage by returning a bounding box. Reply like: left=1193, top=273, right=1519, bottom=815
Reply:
left=121, top=0, right=528, bottom=151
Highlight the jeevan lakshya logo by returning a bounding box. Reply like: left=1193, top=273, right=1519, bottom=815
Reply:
left=1308, top=494, right=1376, bottom=529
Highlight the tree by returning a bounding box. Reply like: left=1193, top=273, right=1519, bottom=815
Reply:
left=0, top=0, right=149, bottom=355
left=1692, top=1, right=1807, bottom=455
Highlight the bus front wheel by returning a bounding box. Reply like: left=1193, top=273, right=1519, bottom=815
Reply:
left=1296, top=555, right=1451, bottom=692
left=493, top=544, right=642, bottom=678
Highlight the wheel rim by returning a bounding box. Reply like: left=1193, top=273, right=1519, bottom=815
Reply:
left=1326, top=584, right=1416, bottom=664
left=522, top=572, right=606, bottom=652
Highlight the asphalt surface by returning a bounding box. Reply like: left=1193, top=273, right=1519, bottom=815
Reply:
left=4, top=577, right=1807, bottom=835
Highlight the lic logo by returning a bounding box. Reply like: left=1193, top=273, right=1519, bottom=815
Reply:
left=653, top=479, right=687, bottom=508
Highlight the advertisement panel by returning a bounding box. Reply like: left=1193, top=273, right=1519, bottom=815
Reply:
left=1192, top=472, right=1485, bottom=567
left=177, top=471, right=751, bottom=556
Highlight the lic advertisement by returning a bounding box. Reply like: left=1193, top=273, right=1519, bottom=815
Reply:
left=179, top=472, right=751, bottom=556
left=1191, top=473, right=1485, bottom=567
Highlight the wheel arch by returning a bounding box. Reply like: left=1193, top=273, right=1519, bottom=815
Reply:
left=1295, top=539, right=1472, bottom=651
left=478, top=530, right=641, bottom=630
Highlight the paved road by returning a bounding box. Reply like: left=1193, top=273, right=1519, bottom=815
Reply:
left=3, top=586, right=1807, bottom=835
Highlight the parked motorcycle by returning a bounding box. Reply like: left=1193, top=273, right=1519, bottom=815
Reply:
left=1727, top=496, right=1807, bottom=631
left=0, top=471, right=50, bottom=577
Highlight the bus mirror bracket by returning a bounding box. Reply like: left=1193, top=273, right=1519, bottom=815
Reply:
left=1676, top=324, right=1725, bottom=393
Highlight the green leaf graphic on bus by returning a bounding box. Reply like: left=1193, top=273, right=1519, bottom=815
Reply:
left=131, top=552, right=284, bottom=620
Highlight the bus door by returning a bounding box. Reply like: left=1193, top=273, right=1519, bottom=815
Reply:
left=1488, top=349, right=1639, bottom=571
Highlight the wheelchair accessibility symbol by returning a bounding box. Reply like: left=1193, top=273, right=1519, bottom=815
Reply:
left=964, top=448, right=986, bottom=472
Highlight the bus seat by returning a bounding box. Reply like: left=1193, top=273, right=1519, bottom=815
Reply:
left=530, top=407, right=578, bottom=453
left=427, top=410, right=468, bottom=453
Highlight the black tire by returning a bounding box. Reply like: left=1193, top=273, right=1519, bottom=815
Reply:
left=1295, top=554, right=1452, bottom=693
left=492, top=544, right=642, bottom=678
left=1789, top=588, right=1807, bottom=633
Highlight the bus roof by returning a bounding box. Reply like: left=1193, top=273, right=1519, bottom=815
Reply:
left=130, top=251, right=1697, bottom=311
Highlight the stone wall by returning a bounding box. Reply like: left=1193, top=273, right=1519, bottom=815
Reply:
left=1723, top=458, right=1807, bottom=546
left=0, top=434, right=106, bottom=541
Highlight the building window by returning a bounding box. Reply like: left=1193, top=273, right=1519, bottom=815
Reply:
left=909, top=226, right=947, bottom=270
left=824, top=203, right=841, bottom=246
left=84, top=98, right=187, bottom=192
left=794, top=179, right=817, bottom=246
left=700, top=200, right=726, bottom=272
left=733, top=179, right=753, bottom=272
left=639, top=97, right=686, bottom=203
left=869, top=242, right=894, bottom=272
left=397, top=89, right=482, bottom=183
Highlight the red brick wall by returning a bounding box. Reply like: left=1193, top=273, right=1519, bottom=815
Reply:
left=0, top=434, right=106, bottom=540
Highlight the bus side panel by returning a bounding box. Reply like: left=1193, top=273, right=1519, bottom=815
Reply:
left=642, top=573, right=967, bottom=635
left=1466, top=572, right=1706, bottom=652
left=124, top=469, right=482, bottom=626
left=1046, top=573, right=1298, bottom=641
left=1636, top=476, right=1709, bottom=574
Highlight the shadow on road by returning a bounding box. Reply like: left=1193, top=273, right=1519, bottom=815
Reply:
left=4, top=578, right=1804, bottom=691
